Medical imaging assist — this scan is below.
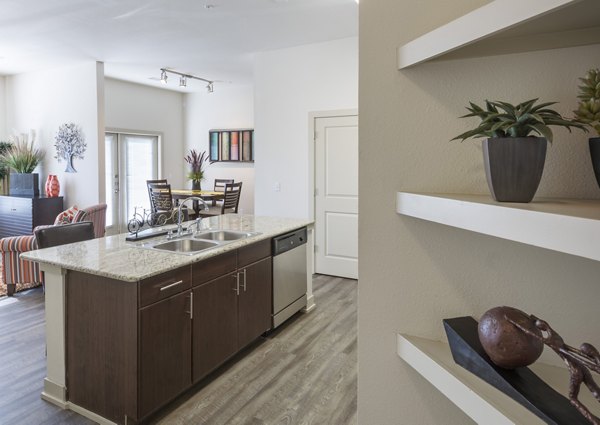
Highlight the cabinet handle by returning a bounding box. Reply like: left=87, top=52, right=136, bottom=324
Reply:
left=187, top=292, right=193, bottom=320
left=241, top=269, right=247, bottom=292
left=232, top=273, right=240, bottom=295
left=159, top=280, right=183, bottom=291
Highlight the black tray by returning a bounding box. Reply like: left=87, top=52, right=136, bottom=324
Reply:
left=443, top=316, right=589, bottom=425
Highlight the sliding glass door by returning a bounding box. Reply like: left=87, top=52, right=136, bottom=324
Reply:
left=105, top=132, right=159, bottom=235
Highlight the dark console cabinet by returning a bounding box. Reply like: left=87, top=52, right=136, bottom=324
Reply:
left=0, top=195, right=64, bottom=238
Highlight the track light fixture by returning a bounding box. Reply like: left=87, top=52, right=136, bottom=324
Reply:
left=159, top=68, right=214, bottom=93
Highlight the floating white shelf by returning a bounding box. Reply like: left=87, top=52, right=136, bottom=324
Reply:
left=397, top=0, right=600, bottom=69
left=396, top=192, right=600, bottom=262
left=397, top=334, right=600, bottom=424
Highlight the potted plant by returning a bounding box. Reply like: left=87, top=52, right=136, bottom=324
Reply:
left=184, top=149, right=210, bottom=190
left=573, top=68, right=600, bottom=188
left=452, top=98, right=586, bottom=202
left=0, top=131, right=45, bottom=196
left=0, top=141, right=13, bottom=194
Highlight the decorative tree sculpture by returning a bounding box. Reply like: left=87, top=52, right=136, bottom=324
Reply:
left=54, top=123, right=86, bottom=173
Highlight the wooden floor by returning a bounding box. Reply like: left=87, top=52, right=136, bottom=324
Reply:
left=0, top=275, right=357, bottom=425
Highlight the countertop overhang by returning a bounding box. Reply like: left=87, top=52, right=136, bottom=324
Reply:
left=21, top=215, right=312, bottom=282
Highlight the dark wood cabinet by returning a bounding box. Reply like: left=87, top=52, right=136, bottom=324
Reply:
left=238, top=257, right=272, bottom=349
left=193, top=273, right=239, bottom=382
left=65, top=239, right=274, bottom=424
left=0, top=195, right=63, bottom=238
left=139, top=290, right=192, bottom=418
left=192, top=251, right=272, bottom=381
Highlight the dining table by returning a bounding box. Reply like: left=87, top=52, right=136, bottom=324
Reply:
left=171, top=189, right=225, bottom=215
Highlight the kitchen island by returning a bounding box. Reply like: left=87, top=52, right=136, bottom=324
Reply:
left=22, top=214, right=313, bottom=425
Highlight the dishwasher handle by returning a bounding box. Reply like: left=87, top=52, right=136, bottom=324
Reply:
left=272, top=227, right=307, bottom=256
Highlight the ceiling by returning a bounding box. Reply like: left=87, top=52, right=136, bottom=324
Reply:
left=0, top=0, right=358, bottom=92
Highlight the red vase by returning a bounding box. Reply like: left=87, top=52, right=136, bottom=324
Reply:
left=45, top=175, right=60, bottom=197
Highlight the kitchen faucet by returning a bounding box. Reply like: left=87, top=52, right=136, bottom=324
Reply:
left=174, top=196, right=209, bottom=237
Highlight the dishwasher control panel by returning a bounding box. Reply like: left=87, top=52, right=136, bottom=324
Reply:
left=272, top=227, right=307, bottom=256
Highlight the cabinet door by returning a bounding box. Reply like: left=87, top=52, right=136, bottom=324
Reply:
left=238, top=257, right=272, bottom=349
left=139, top=291, right=192, bottom=419
left=193, top=273, right=239, bottom=382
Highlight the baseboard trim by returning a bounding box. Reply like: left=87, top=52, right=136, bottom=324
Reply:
left=303, top=295, right=316, bottom=313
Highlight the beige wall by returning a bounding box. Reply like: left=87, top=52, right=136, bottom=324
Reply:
left=104, top=78, right=185, bottom=189
left=358, top=1, right=600, bottom=424
left=254, top=37, right=358, bottom=218
left=184, top=86, right=255, bottom=214
left=5, top=62, right=104, bottom=207
left=0, top=76, right=6, bottom=140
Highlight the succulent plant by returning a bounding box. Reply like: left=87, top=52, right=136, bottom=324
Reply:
left=574, top=68, right=600, bottom=135
left=452, top=98, right=587, bottom=143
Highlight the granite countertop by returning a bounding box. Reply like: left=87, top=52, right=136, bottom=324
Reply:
left=21, top=215, right=312, bottom=282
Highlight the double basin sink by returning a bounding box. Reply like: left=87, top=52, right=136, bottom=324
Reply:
left=140, top=230, right=260, bottom=255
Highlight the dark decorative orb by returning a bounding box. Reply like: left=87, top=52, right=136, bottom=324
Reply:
left=478, top=306, right=544, bottom=369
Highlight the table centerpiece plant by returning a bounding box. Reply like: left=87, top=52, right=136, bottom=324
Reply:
left=184, top=149, right=210, bottom=190
left=0, top=131, right=45, bottom=196
left=451, top=98, right=586, bottom=203
left=573, top=68, right=600, bottom=188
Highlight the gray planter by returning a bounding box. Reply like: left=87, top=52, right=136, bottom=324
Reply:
left=9, top=173, right=40, bottom=197
left=588, top=137, right=600, bottom=189
left=482, top=137, right=547, bottom=203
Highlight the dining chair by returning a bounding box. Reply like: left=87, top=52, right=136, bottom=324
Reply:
left=214, top=179, right=234, bottom=192
left=147, top=182, right=188, bottom=223
left=199, top=182, right=243, bottom=217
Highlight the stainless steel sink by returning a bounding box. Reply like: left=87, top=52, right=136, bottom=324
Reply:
left=194, top=230, right=258, bottom=241
left=135, top=229, right=261, bottom=255
left=151, top=238, right=219, bottom=254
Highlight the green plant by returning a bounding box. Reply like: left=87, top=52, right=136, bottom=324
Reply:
left=452, top=98, right=587, bottom=143
left=0, top=132, right=45, bottom=173
left=184, top=149, right=210, bottom=182
left=574, top=68, right=600, bottom=135
left=0, top=141, right=13, bottom=180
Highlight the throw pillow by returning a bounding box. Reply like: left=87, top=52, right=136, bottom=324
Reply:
left=73, top=210, right=88, bottom=223
left=54, top=205, right=80, bottom=225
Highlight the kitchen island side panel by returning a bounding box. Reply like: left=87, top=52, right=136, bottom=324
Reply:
left=66, top=271, right=139, bottom=424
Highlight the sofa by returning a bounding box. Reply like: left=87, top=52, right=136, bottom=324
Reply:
left=0, top=203, right=107, bottom=296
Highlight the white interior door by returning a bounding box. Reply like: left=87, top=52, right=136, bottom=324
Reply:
left=315, top=115, right=358, bottom=279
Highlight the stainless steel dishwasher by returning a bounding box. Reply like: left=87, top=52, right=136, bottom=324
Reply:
left=272, top=227, right=308, bottom=328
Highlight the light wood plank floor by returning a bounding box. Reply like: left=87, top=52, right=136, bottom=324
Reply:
left=0, top=275, right=357, bottom=425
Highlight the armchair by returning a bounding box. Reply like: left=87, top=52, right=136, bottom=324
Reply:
left=0, top=203, right=107, bottom=296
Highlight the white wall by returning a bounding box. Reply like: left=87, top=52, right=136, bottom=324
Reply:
left=359, top=1, right=600, bottom=424
left=104, top=78, right=184, bottom=189
left=5, top=61, right=104, bottom=207
left=184, top=86, right=255, bottom=213
left=0, top=76, right=6, bottom=140
left=254, top=37, right=358, bottom=218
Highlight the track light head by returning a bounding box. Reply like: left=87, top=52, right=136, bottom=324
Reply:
left=159, top=68, right=214, bottom=92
